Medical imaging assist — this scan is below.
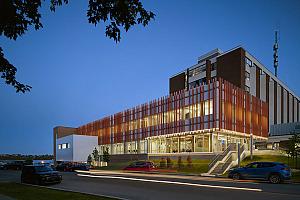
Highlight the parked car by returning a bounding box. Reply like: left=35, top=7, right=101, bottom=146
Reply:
left=55, top=162, right=90, bottom=172
left=124, top=161, right=157, bottom=172
left=228, top=162, right=291, bottom=184
left=0, top=161, right=6, bottom=170
left=21, top=165, right=62, bottom=185
left=4, top=161, right=24, bottom=170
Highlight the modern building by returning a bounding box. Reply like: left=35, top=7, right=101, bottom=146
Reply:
left=54, top=126, right=98, bottom=162
left=54, top=46, right=300, bottom=162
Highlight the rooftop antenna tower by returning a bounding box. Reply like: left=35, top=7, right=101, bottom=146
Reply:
left=273, top=30, right=279, bottom=77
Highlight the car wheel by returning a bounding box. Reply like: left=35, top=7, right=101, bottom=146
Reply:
left=232, top=173, right=240, bottom=180
left=269, top=174, right=281, bottom=184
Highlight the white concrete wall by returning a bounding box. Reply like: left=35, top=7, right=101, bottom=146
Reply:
left=283, top=90, right=287, bottom=123
left=73, top=135, right=98, bottom=162
left=56, top=134, right=98, bottom=162
left=56, top=135, right=73, bottom=161
left=289, top=93, right=293, bottom=122
left=298, top=102, right=300, bottom=122
left=277, top=86, right=281, bottom=124
left=269, top=80, right=274, bottom=126
left=294, top=98, right=298, bottom=122
left=260, top=74, right=266, bottom=102
left=249, top=65, right=256, bottom=96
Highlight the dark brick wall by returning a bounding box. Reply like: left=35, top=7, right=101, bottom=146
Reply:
left=169, top=72, right=186, bottom=94
left=216, top=47, right=245, bottom=89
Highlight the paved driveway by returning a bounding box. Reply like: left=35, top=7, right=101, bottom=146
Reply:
left=1, top=170, right=300, bottom=200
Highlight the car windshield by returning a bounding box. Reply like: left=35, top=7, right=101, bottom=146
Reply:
left=35, top=166, right=53, bottom=172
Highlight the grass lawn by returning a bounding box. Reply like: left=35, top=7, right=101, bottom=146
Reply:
left=95, top=159, right=210, bottom=174
left=0, top=183, right=115, bottom=200
left=151, top=159, right=210, bottom=174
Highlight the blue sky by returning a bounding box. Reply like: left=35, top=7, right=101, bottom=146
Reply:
left=1, top=0, right=300, bottom=154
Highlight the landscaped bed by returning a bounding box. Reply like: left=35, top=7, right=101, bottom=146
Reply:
left=0, top=183, right=115, bottom=200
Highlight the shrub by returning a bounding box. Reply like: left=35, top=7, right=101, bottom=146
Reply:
left=166, top=157, right=173, bottom=168
left=159, top=158, right=167, bottom=168
left=177, top=156, right=184, bottom=169
left=187, top=155, right=193, bottom=168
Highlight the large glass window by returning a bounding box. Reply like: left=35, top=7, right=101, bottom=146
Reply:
left=204, top=100, right=213, bottom=115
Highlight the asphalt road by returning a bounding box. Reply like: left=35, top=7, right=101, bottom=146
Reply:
left=1, top=170, right=300, bottom=200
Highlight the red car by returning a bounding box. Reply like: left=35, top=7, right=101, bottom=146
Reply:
left=124, top=161, right=157, bottom=172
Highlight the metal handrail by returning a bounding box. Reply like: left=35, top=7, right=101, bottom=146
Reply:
left=208, top=143, right=235, bottom=169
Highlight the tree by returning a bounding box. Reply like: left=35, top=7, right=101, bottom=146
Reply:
left=103, top=147, right=110, bottom=163
left=286, top=133, right=300, bottom=169
left=87, top=154, right=92, bottom=165
left=92, top=147, right=100, bottom=162
left=0, top=0, right=155, bottom=92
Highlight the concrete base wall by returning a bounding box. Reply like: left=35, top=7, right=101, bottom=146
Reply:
left=148, top=153, right=216, bottom=161
left=109, top=152, right=216, bottom=163
left=110, top=154, right=149, bottom=163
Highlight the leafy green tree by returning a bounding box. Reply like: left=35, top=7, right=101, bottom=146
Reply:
left=92, top=147, right=100, bottom=162
left=286, top=133, right=300, bottom=169
left=0, top=0, right=155, bottom=92
left=87, top=154, right=92, bottom=165
left=103, top=147, right=110, bottom=163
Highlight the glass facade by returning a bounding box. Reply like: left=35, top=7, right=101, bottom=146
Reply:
left=77, top=78, right=268, bottom=155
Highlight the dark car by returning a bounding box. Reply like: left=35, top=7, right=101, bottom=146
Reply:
left=0, top=162, right=6, bottom=170
left=21, top=165, right=62, bottom=185
left=4, top=161, right=24, bottom=170
left=55, top=162, right=89, bottom=172
left=124, top=161, right=157, bottom=172
left=228, top=162, right=291, bottom=184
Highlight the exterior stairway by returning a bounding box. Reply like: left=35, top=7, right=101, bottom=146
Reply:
left=203, top=143, right=247, bottom=176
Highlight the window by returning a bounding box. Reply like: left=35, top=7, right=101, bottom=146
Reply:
left=59, top=143, right=70, bottom=149
left=204, top=100, right=213, bottom=115
left=211, top=63, right=217, bottom=71
left=246, top=163, right=259, bottom=168
left=245, top=71, right=250, bottom=81
left=245, top=57, right=252, bottom=67
left=261, top=163, right=276, bottom=168
left=245, top=85, right=250, bottom=93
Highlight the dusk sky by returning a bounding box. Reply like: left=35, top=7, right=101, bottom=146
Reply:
left=1, top=0, right=300, bottom=155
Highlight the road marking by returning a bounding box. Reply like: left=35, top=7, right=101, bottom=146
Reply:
left=77, top=173, right=263, bottom=192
